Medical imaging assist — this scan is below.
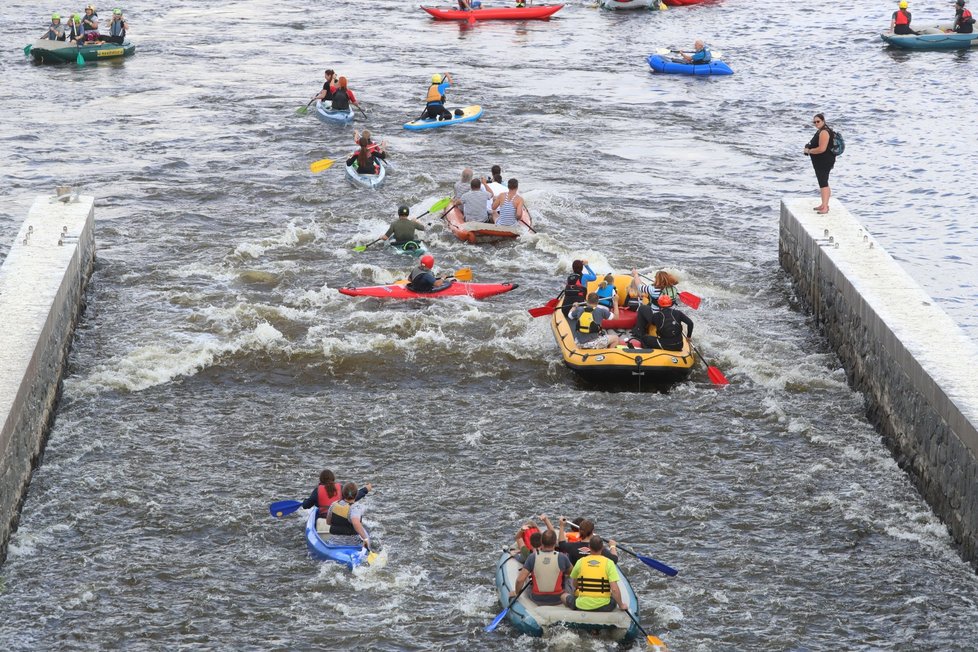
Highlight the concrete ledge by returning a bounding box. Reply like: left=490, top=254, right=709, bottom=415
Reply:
left=0, top=193, right=95, bottom=564
left=779, top=197, right=978, bottom=565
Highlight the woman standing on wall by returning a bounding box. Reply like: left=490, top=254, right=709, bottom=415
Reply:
left=804, top=113, right=836, bottom=214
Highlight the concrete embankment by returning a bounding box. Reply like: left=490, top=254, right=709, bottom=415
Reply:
left=779, top=197, right=978, bottom=566
left=0, top=193, right=95, bottom=564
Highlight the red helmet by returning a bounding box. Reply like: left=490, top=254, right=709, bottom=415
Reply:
left=420, top=254, right=434, bottom=268
left=657, top=294, right=673, bottom=308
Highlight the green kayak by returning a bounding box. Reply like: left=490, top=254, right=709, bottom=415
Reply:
left=29, top=39, right=135, bottom=64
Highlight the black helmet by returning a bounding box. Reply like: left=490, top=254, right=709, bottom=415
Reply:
left=398, top=205, right=409, bottom=217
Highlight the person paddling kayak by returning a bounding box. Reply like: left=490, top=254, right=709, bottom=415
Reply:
left=680, top=40, right=711, bottom=63
left=325, top=482, right=375, bottom=549
left=381, top=205, right=426, bottom=248
left=407, top=254, right=453, bottom=293
left=422, top=72, right=454, bottom=121
left=300, top=469, right=371, bottom=526
left=331, top=76, right=361, bottom=113
left=315, top=69, right=338, bottom=102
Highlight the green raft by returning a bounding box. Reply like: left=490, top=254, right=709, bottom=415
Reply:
left=29, top=39, right=135, bottom=64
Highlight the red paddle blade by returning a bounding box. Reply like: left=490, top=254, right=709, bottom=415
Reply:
left=678, top=291, right=701, bottom=310
left=707, top=365, right=729, bottom=386
left=527, top=298, right=559, bottom=318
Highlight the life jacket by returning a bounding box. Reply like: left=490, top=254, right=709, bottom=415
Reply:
left=564, top=273, right=587, bottom=304
left=531, top=551, right=564, bottom=596
left=425, top=83, right=445, bottom=106
left=109, top=18, right=125, bottom=37
left=331, top=88, right=351, bottom=111
left=577, top=307, right=601, bottom=334
left=316, top=482, right=342, bottom=510
left=566, top=531, right=581, bottom=543
left=521, top=526, right=540, bottom=550
left=596, top=284, right=615, bottom=306
left=655, top=308, right=682, bottom=339
left=575, top=554, right=612, bottom=599
left=894, top=9, right=910, bottom=26
left=328, top=501, right=357, bottom=536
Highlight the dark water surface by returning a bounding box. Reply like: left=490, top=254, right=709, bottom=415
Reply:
left=2, top=0, right=978, bottom=649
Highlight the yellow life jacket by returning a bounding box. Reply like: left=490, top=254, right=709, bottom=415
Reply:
left=577, top=307, right=600, bottom=334
left=328, top=501, right=356, bottom=536
left=530, top=551, right=564, bottom=595
left=425, top=83, right=445, bottom=104
left=575, top=554, right=612, bottom=599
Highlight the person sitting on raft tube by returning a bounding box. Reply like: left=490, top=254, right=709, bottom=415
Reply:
left=81, top=5, right=101, bottom=42
left=630, top=294, right=693, bottom=351
left=330, top=76, right=360, bottom=112
left=406, top=254, right=453, bottom=293
left=562, top=260, right=597, bottom=315
left=953, top=0, right=975, bottom=33
left=510, top=529, right=573, bottom=606
left=454, top=177, right=494, bottom=223
left=347, top=136, right=382, bottom=175
left=458, top=0, right=483, bottom=9
left=629, top=268, right=679, bottom=310
left=103, top=8, right=128, bottom=45
left=315, top=69, right=339, bottom=102
left=66, top=14, right=85, bottom=43
left=325, top=482, right=374, bottom=549
left=595, top=273, right=618, bottom=311
left=301, top=469, right=371, bottom=522
left=490, top=178, right=526, bottom=228
left=680, top=40, right=712, bottom=64
left=890, top=0, right=917, bottom=35
left=422, top=73, right=453, bottom=122
left=514, top=514, right=555, bottom=562
left=382, top=205, right=426, bottom=248
left=42, top=13, right=66, bottom=40
left=562, top=535, right=628, bottom=612
left=568, top=293, right=621, bottom=350
left=558, top=517, right=619, bottom=564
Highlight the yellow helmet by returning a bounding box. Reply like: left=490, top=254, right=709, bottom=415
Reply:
left=898, top=0, right=907, bottom=7
left=432, top=73, right=442, bottom=84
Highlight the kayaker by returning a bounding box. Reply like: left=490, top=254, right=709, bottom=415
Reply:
left=103, top=8, right=128, bottom=45
left=301, top=469, right=371, bottom=521
left=330, top=76, right=360, bottom=112
left=453, top=178, right=493, bottom=223
left=346, top=136, right=381, bottom=174
left=568, top=293, right=621, bottom=350
left=510, top=530, right=573, bottom=606
left=680, top=40, right=711, bottom=64
left=595, top=273, right=618, bottom=310
left=562, top=536, right=628, bottom=612
left=315, top=69, right=339, bottom=102
left=353, top=129, right=387, bottom=160
left=41, top=13, right=66, bottom=40
left=422, top=73, right=453, bottom=122
left=325, top=482, right=374, bottom=550
left=490, top=178, right=527, bottom=228
left=453, top=168, right=475, bottom=200
left=803, top=113, right=836, bottom=214
left=81, top=5, right=101, bottom=42
left=381, top=205, right=426, bottom=247
left=562, top=260, right=597, bottom=315
left=67, top=14, right=85, bottom=43
left=407, top=254, right=452, bottom=293
left=557, top=517, right=619, bottom=564
left=890, top=0, right=916, bottom=35
left=458, top=0, right=483, bottom=9
left=631, top=294, right=693, bottom=351
left=953, top=0, right=975, bottom=33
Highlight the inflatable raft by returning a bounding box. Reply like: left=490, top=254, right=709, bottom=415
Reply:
left=315, top=100, right=355, bottom=125
left=339, top=280, right=518, bottom=299
left=345, top=159, right=387, bottom=189
left=441, top=204, right=532, bottom=244
left=404, top=105, right=483, bottom=130
left=29, top=39, right=135, bottom=64
left=421, top=4, right=564, bottom=20
left=647, top=54, right=733, bottom=75
left=600, top=0, right=663, bottom=9
left=880, top=24, right=978, bottom=49
left=305, top=508, right=377, bottom=569
left=494, top=550, right=639, bottom=641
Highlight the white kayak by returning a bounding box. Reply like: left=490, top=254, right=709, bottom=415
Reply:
left=345, top=158, right=387, bottom=189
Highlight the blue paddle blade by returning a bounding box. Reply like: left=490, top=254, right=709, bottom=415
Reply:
left=639, top=553, right=678, bottom=576
left=269, top=500, right=302, bottom=518
left=484, top=606, right=510, bottom=633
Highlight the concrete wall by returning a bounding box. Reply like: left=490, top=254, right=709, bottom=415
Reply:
left=779, top=197, right=978, bottom=566
left=0, top=193, right=95, bottom=564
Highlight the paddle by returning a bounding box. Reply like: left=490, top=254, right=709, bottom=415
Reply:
left=447, top=267, right=472, bottom=282
left=417, top=196, right=452, bottom=220
left=638, top=273, right=700, bottom=310
left=519, top=206, right=538, bottom=234
left=355, top=103, right=368, bottom=118
left=24, top=43, right=32, bottom=57
left=76, top=51, right=85, bottom=66
left=565, top=520, right=678, bottom=577
left=269, top=499, right=303, bottom=518
left=353, top=237, right=385, bottom=253
left=691, top=343, right=729, bottom=386
left=527, top=297, right=560, bottom=318
left=622, top=609, right=669, bottom=649
left=309, top=157, right=336, bottom=174
left=655, top=47, right=724, bottom=58
left=485, top=579, right=531, bottom=632
left=296, top=96, right=317, bottom=115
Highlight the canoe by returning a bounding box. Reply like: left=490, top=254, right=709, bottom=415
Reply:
left=315, top=100, right=355, bottom=125
left=494, top=550, right=639, bottom=641
left=304, top=508, right=376, bottom=569
left=647, top=54, right=733, bottom=75
left=403, top=105, right=483, bottom=131
left=345, top=158, right=387, bottom=189
left=880, top=24, right=978, bottom=50
left=600, top=0, right=662, bottom=10
left=339, top=280, right=518, bottom=299
left=387, top=240, right=427, bottom=257
left=421, top=4, right=564, bottom=20
left=29, top=39, right=135, bottom=64
left=441, top=204, right=532, bottom=244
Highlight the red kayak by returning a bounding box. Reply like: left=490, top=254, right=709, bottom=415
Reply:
left=662, top=0, right=711, bottom=5
left=421, top=4, right=564, bottom=20
left=339, top=280, right=518, bottom=299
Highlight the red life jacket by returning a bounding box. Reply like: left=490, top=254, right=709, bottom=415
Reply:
left=316, top=482, right=342, bottom=510
left=521, top=526, right=540, bottom=550
left=894, top=9, right=910, bottom=26
left=963, top=8, right=974, bottom=21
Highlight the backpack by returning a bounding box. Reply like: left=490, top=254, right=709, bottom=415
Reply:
left=830, top=129, right=845, bottom=156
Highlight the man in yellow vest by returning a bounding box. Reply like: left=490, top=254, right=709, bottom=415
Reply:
left=423, top=72, right=453, bottom=121
left=563, top=535, right=628, bottom=612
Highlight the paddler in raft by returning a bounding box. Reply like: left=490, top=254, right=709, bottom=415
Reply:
left=558, top=517, right=619, bottom=564
left=380, top=205, right=426, bottom=249
left=421, top=72, right=454, bottom=122
left=509, top=529, right=574, bottom=606
left=568, top=293, right=620, bottom=349
left=41, top=13, right=66, bottom=40
left=458, top=0, right=483, bottom=9
left=406, top=254, right=453, bottom=293
left=890, top=0, right=917, bottom=35
left=679, top=40, right=712, bottom=64
left=81, top=5, right=101, bottom=43
left=66, top=14, right=86, bottom=43
left=489, top=178, right=527, bottom=228
left=562, top=536, right=629, bottom=612
left=103, top=8, right=129, bottom=45
left=629, top=294, right=693, bottom=351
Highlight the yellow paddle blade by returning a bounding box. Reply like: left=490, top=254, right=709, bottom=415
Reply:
left=659, top=2, right=668, bottom=9
left=309, top=158, right=335, bottom=174
left=647, top=634, right=668, bottom=649
left=366, top=551, right=379, bottom=565
left=453, top=267, right=473, bottom=282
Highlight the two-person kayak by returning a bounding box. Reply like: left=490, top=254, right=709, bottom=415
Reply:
left=304, top=508, right=377, bottom=570
left=316, top=100, right=355, bottom=125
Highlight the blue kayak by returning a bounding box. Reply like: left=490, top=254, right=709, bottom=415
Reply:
left=315, top=100, right=355, bottom=125
left=403, top=105, right=483, bottom=130
left=647, top=54, right=733, bottom=76
left=304, top=508, right=376, bottom=569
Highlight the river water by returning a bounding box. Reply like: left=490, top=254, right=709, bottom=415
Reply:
left=2, top=0, right=978, bottom=649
